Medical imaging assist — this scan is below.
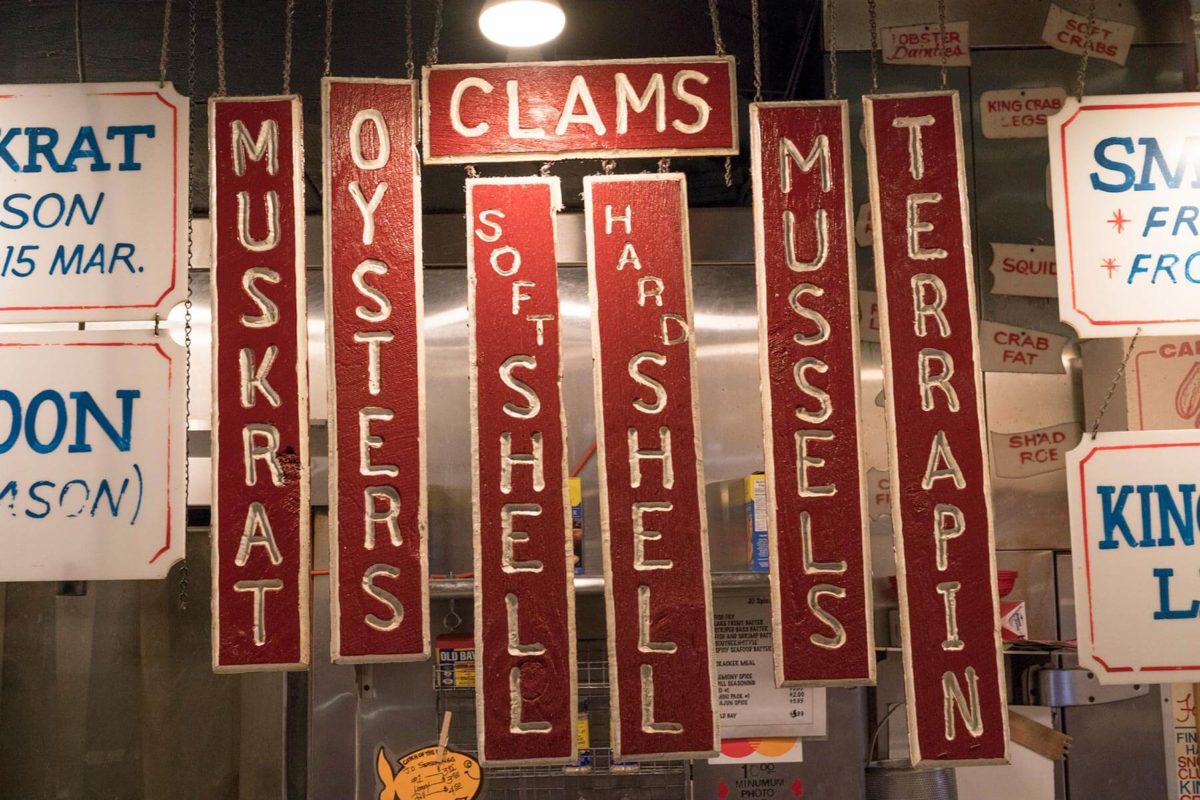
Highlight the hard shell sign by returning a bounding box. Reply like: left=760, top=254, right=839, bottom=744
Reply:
left=0, top=82, right=188, bottom=323
left=1068, top=430, right=1200, bottom=684
left=1049, top=94, right=1200, bottom=337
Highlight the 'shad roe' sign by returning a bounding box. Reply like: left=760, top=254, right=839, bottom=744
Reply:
left=0, top=82, right=188, bottom=323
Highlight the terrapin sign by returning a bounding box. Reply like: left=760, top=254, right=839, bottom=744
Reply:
left=1067, top=430, right=1200, bottom=684
left=0, top=82, right=188, bottom=323
left=1049, top=94, right=1200, bottom=336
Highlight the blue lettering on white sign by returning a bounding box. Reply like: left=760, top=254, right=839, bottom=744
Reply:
left=0, top=125, right=155, bottom=173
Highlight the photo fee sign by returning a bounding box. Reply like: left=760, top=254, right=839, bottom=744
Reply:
left=0, top=330, right=184, bottom=580
left=586, top=174, right=718, bottom=761
left=467, top=178, right=577, bottom=766
left=1067, top=430, right=1200, bottom=684
left=210, top=96, right=310, bottom=672
left=749, top=100, right=874, bottom=687
left=423, top=57, right=737, bottom=163
left=0, top=82, right=188, bottom=323
left=864, top=91, right=1008, bottom=766
left=1049, top=94, right=1200, bottom=336
left=323, top=78, right=429, bottom=663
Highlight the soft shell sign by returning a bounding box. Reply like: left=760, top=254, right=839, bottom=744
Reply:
left=1049, top=94, right=1200, bottom=337
left=0, top=330, right=184, bottom=580
left=1068, top=431, right=1200, bottom=684
left=423, top=57, right=737, bottom=163
left=0, top=82, right=188, bottom=323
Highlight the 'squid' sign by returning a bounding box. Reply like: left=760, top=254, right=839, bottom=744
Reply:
left=586, top=173, right=718, bottom=761
left=323, top=78, right=429, bottom=664
left=0, top=82, right=188, bottom=323
left=1068, top=431, right=1200, bottom=684
left=210, top=96, right=310, bottom=672
left=864, top=91, right=1008, bottom=766
left=0, top=331, right=184, bottom=580
left=468, top=177, right=578, bottom=765
left=749, top=100, right=874, bottom=687
left=423, top=57, right=737, bottom=163
left=1049, top=94, right=1200, bottom=336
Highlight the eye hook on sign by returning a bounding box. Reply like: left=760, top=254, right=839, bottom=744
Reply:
left=444, top=598, right=463, bottom=632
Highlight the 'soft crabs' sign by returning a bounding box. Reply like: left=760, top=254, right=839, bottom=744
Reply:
left=1049, top=94, right=1200, bottom=337
left=0, top=82, right=188, bottom=323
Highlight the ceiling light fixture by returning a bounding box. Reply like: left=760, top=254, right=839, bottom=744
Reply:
left=479, top=0, right=566, bottom=48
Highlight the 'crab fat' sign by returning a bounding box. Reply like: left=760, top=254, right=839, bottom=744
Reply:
left=468, top=177, right=577, bottom=765
left=586, top=173, right=718, bottom=761
left=324, top=78, right=429, bottom=663
left=749, top=100, right=875, bottom=687
left=0, top=82, right=188, bottom=323
left=1049, top=94, right=1200, bottom=337
left=422, top=57, right=737, bottom=163
left=864, top=91, right=1008, bottom=766
left=210, top=96, right=310, bottom=672
left=1068, top=430, right=1200, bottom=684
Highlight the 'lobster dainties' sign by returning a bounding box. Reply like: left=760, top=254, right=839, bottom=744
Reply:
left=210, top=96, right=310, bottom=672
left=585, top=174, right=718, bottom=761
left=750, top=100, right=875, bottom=687
left=864, top=91, right=1008, bottom=766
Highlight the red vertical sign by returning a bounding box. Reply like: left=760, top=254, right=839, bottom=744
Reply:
left=864, top=91, right=1008, bottom=765
left=323, top=78, right=429, bottom=663
left=585, top=174, right=718, bottom=761
left=467, top=178, right=577, bottom=765
left=750, top=101, right=875, bottom=687
left=210, top=96, right=310, bottom=671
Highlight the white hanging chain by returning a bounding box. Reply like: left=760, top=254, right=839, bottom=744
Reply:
left=937, top=0, right=948, bottom=89
left=158, top=0, right=173, bottom=87
left=539, top=162, right=553, bottom=177
left=215, top=0, right=227, bottom=96
left=751, top=0, right=763, bottom=102
left=282, top=0, right=296, bottom=94
left=323, top=0, right=333, bottom=77
left=405, top=0, right=414, bottom=80
left=1075, top=0, right=1097, bottom=99
left=427, top=0, right=445, bottom=66
left=827, top=0, right=838, bottom=99
left=867, top=0, right=879, bottom=92
left=601, top=159, right=616, bottom=175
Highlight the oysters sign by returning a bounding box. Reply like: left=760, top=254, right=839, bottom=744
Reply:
left=1049, top=94, right=1200, bottom=336
left=0, top=82, right=188, bottom=323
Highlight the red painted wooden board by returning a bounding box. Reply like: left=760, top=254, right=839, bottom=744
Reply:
left=864, top=91, right=1008, bottom=765
left=423, top=57, right=737, bottom=164
left=467, top=178, right=577, bottom=766
left=210, top=96, right=310, bottom=672
left=585, top=174, right=718, bottom=761
left=750, top=101, right=875, bottom=687
left=323, top=78, right=429, bottom=663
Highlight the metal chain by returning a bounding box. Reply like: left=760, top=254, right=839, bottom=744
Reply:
left=708, top=0, right=726, bottom=55
left=282, top=0, right=296, bottom=94
left=658, top=157, right=671, bottom=173
left=465, top=164, right=479, bottom=179
left=601, top=159, right=616, bottom=175
left=323, top=0, right=333, bottom=77
left=539, top=162, right=553, bottom=177
left=751, top=0, right=763, bottom=101
left=1090, top=328, right=1141, bottom=439
left=158, top=0, right=173, bottom=86
left=179, top=0, right=199, bottom=613
left=427, top=0, right=444, bottom=65
left=827, top=0, right=838, bottom=98
left=723, top=157, right=733, bottom=189
left=936, top=0, right=948, bottom=89
left=1075, top=0, right=1097, bottom=100
left=405, top=0, right=414, bottom=80
left=867, top=0, right=880, bottom=91
left=215, top=0, right=227, bottom=96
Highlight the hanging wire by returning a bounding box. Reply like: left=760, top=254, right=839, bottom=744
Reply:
left=215, top=0, right=227, bottom=96
left=936, top=0, right=948, bottom=89
left=323, top=0, right=333, bottom=76
left=1090, top=329, right=1141, bottom=440
left=867, top=0, right=880, bottom=91
left=158, top=0, right=173, bottom=87
left=707, top=0, right=734, bottom=188
left=74, top=0, right=87, bottom=81
left=427, top=0, right=445, bottom=65
left=827, top=0, right=839, bottom=98
left=282, top=0, right=296, bottom=93
left=750, top=0, right=763, bottom=101
left=405, top=0, right=415, bottom=80
left=1075, top=0, right=1097, bottom=100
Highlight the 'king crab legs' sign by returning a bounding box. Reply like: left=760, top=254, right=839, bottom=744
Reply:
left=750, top=100, right=875, bottom=687
left=864, top=91, right=1008, bottom=765
left=422, top=57, right=737, bottom=164
left=323, top=78, right=429, bottom=663
left=1049, top=94, right=1200, bottom=337
left=468, top=177, right=578, bottom=765
left=210, top=96, right=310, bottom=672
left=585, top=173, right=718, bottom=761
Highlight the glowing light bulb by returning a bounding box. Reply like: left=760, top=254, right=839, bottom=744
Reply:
left=479, top=0, right=566, bottom=48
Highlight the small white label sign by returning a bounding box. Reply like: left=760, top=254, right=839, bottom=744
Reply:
left=980, top=320, right=1068, bottom=374
left=1042, top=3, right=1135, bottom=66
left=881, top=21, right=971, bottom=67
left=1068, top=430, right=1200, bottom=684
left=980, top=88, right=1067, bottom=139
left=0, top=330, right=184, bottom=580
left=0, top=82, right=188, bottom=323
left=989, top=242, right=1058, bottom=298
left=990, top=422, right=1081, bottom=479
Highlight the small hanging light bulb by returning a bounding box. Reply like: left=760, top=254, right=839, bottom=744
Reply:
left=479, top=0, right=566, bottom=48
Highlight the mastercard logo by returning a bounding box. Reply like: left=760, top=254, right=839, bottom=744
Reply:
left=719, top=737, right=800, bottom=758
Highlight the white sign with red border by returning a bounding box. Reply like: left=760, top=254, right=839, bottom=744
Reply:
left=0, top=82, right=188, bottom=323
left=1049, top=94, right=1200, bottom=337
left=1068, top=430, right=1200, bottom=684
